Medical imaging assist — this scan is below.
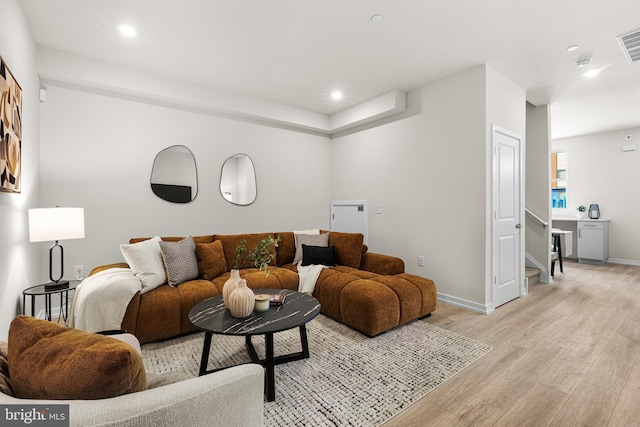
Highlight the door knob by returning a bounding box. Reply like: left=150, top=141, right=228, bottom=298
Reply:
left=515, top=224, right=522, bottom=229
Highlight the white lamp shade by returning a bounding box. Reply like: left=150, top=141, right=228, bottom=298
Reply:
left=29, top=208, right=85, bottom=242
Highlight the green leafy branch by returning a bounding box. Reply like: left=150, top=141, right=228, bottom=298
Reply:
left=234, top=235, right=281, bottom=276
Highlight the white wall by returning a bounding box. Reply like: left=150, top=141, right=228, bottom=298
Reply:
left=38, top=85, right=332, bottom=280
left=0, top=0, right=41, bottom=341
left=525, top=104, right=552, bottom=277
left=485, top=67, right=527, bottom=304
left=332, top=65, right=525, bottom=312
left=552, top=126, right=640, bottom=264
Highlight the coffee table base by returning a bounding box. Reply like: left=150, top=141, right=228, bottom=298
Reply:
left=198, top=324, right=310, bottom=401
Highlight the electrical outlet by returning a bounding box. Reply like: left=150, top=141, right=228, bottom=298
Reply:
left=417, top=256, right=424, bottom=267
left=376, top=205, right=382, bottom=214
left=74, top=265, right=84, bottom=280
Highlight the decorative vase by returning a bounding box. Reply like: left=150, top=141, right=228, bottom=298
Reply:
left=577, top=211, right=585, bottom=219
left=222, top=269, right=241, bottom=308
left=227, top=279, right=255, bottom=318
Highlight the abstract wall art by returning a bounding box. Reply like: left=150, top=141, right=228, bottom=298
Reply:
left=0, top=55, right=22, bottom=193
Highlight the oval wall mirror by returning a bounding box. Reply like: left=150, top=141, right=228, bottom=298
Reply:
left=220, top=153, right=257, bottom=205
left=150, top=145, right=198, bottom=203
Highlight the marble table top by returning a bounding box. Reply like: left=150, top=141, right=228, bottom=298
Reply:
left=189, top=289, right=320, bottom=336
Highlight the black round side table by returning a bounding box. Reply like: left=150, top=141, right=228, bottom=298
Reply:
left=22, top=281, right=80, bottom=322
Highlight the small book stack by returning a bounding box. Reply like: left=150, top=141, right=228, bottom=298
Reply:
left=269, top=292, right=286, bottom=306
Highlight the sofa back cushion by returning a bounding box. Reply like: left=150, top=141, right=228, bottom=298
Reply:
left=214, top=233, right=276, bottom=271
left=0, top=341, right=12, bottom=396
left=8, top=315, right=147, bottom=400
left=327, top=231, right=365, bottom=268
left=275, top=232, right=295, bottom=266
left=129, top=235, right=215, bottom=245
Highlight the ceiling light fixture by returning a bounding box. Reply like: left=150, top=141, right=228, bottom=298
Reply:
left=567, top=45, right=579, bottom=52
left=371, top=14, right=383, bottom=23
left=575, top=57, right=591, bottom=67
left=331, top=91, right=343, bottom=100
left=119, top=24, right=137, bottom=37
left=583, top=69, right=600, bottom=78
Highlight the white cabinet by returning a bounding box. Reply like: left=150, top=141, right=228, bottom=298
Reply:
left=577, top=220, right=609, bottom=265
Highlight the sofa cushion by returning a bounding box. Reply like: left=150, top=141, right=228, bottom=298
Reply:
left=275, top=232, right=296, bottom=266
left=130, top=235, right=215, bottom=244
left=8, top=316, right=147, bottom=400
left=0, top=341, right=12, bottom=396
left=159, top=236, right=199, bottom=286
left=135, top=285, right=182, bottom=344
left=294, top=233, right=328, bottom=264
left=214, top=233, right=276, bottom=271
left=328, top=232, right=365, bottom=268
left=121, top=236, right=167, bottom=293
left=196, top=240, right=227, bottom=280
left=301, top=244, right=336, bottom=267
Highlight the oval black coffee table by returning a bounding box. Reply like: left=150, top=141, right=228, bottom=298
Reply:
left=189, top=288, right=320, bottom=401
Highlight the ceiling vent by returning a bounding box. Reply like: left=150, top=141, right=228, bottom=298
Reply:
left=617, top=29, right=640, bottom=63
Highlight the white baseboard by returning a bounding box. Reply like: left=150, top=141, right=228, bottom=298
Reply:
left=36, top=307, right=65, bottom=322
left=525, top=252, right=551, bottom=284
left=608, top=258, right=640, bottom=267
left=437, top=293, right=494, bottom=315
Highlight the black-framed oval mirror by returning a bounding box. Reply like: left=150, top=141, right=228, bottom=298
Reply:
left=150, top=145, right=198, bottom=203
left=220, top=153, right=257, bottom=205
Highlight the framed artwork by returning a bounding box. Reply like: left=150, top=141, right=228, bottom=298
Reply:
left=0, top=55, right=22, bottom=193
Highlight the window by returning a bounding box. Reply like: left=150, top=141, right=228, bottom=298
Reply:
left=551, top=150, right=567, bottom=209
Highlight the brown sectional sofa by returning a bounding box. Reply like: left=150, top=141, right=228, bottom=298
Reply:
left=90, top=231, right=437, bottom=344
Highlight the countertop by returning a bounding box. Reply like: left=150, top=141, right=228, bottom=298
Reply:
left=552, top=217, right=609, bottom=222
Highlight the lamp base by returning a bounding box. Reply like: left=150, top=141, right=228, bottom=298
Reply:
left=44, top=280, right=69, bottom=291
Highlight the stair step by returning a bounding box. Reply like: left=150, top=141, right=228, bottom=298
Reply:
left=525, top=267, right=541, bottom=287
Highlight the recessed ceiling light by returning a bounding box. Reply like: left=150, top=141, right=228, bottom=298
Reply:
left=583, top=69, right=600, bottom=78
left=331, top=91, right=343, bottom=100
left=119, top=24, right=137, bottom=37
left=567, top=45, right=579, bottom=52
left=371, top=14, right=383, bottom=23
left=575, top=57, right=591, bottom=67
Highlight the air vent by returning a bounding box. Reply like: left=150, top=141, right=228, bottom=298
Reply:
left=617, top=29, right=640, bottom=63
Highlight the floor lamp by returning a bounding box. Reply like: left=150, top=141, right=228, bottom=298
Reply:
left=28, top=207, right=85, bottom=291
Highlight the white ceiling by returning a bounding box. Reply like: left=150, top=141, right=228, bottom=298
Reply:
left=19, top=0, right=640, bottom=139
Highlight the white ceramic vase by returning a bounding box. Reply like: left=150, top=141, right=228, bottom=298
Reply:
left=222, top=269, right=240, bottom=308
left=577, top=211, right=585, bottom=219
left=227, top=279, right=255, bottom=318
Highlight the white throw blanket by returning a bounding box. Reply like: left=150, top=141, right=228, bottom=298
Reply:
left=297, top=264, right=328, bottom=294
left=67, top=268, right=142, bottom=333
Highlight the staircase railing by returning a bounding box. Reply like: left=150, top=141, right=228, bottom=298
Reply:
left=525, top=208, right=548, bottom=227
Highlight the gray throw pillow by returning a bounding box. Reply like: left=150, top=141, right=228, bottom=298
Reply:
left=293, top=233, right=328, bottom=264
left=159, top=236, right=199, bottom=286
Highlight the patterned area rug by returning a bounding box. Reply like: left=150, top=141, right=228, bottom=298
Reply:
left=142, top=315, right=492, bottom=426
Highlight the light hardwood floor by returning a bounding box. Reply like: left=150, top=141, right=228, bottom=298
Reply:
left=383, top=260, right=640, bottom=427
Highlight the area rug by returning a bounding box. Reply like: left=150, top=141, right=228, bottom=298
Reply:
left=142, top=315, right=492, bottom=426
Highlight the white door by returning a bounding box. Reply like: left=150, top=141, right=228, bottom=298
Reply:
left=492, top=125, right=523, bottom=307
left=330, top=201, right=368, bottom=244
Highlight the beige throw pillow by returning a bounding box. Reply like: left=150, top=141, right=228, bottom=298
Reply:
left=293, top=233, right=328, bottom=265
left=120, top=236, right=167, bottom=293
